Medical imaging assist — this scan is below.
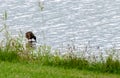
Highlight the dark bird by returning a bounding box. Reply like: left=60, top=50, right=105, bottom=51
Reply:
left=25, top=31, right=36, bottom=42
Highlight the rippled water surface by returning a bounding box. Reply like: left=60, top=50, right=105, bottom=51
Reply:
left=0, top=0, right=120, bottom=51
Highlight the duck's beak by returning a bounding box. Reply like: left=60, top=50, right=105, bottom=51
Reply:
left=33, top=36, right=37, bottom=42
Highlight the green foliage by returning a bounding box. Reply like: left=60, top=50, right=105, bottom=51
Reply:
left=102, top=56, right=120, bottom=73
left=0, top=61, right=120, bottom=78
left=0, top=50, right=19, bottom=62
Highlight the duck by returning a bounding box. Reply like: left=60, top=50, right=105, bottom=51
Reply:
left=25, top=31, right=36, bottom=42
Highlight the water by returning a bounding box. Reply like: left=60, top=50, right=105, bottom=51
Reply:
left=0, top=0, right=120, bottom=51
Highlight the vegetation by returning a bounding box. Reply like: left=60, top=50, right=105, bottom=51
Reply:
left=0, top=61, right=120, bottom=78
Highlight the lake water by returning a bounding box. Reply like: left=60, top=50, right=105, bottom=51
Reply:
left=0, top=0, right=120, bottom=52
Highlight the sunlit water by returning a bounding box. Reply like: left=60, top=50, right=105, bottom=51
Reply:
left=0, top=0, right=120, bottom=54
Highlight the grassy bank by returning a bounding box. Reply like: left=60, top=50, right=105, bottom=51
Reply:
left=0, top=61, right=120, bottom=78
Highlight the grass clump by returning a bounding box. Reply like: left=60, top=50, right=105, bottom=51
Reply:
left=0, top=48, right=18, bottom=62
left=103, top=56, right=120, bottom=73
left=0, top=34, right=24, bottom=62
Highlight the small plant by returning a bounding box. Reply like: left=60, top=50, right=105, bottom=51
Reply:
left=3, top=10, right=7, bottom=20
left=38, top=0, right=44, bottom=11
